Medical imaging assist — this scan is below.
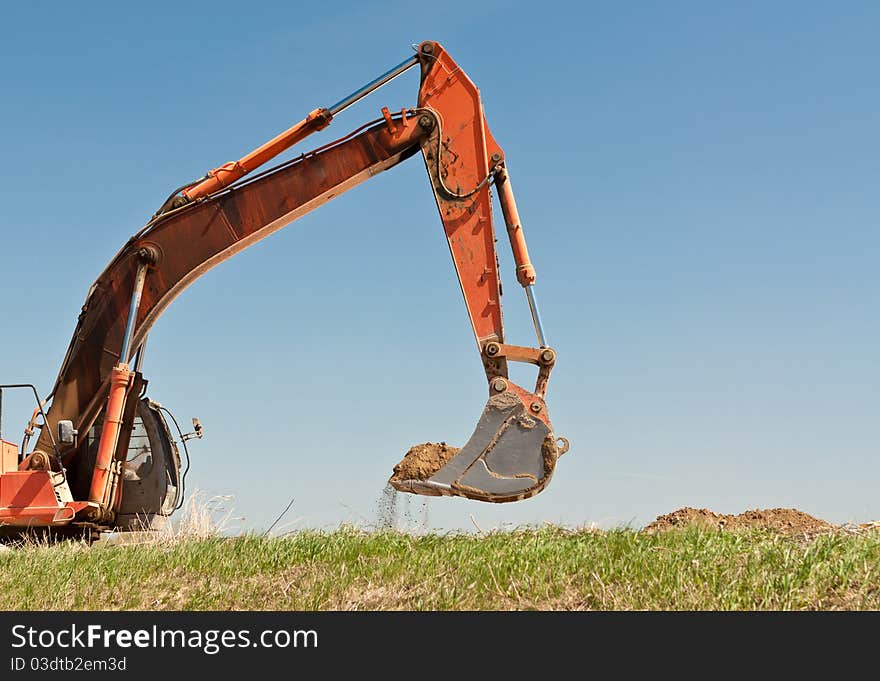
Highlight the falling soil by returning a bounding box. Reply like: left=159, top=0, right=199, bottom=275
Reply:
left=643, top=507, right=835, bottom=535
left=390, top=442, right=461, bottom=482
left=374, top=483, right=429, bottom=532
left=375, top=484, right=399, bottom=530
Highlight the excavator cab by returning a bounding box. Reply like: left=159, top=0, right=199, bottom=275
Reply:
left=64, top=397, right=184, bottom=531
left=114, top=399, right=182, bottom=530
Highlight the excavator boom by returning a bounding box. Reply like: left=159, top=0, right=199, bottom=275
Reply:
left=3, top=41, right=568, bottom=534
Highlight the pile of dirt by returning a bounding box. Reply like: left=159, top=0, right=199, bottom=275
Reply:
left=390, top=442, right=460, bottom=482
left=643, top=507, right=835, bottom=535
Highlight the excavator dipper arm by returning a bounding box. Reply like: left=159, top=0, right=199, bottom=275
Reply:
left=28, top=41, right=566, bottom=524
left=389, top=42, right=568, bottom=502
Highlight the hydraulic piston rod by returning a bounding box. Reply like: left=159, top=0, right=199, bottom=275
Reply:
left=525, top=285, right=548, bottom=348
left=119, top=262, right=148, bottom=365
left=88, top=260, right=149, bottom=509
left=183, top=54, right=420, bottom=202
left=329, top=55, right=418, bottom=115
left=494, top=165, right=549, bottom=347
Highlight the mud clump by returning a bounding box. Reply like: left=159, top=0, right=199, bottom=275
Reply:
left=540, top=435, right=558, bottom=475
left=390, top=442, right=461, bottom=482
left=643, top=507, right=835, bottom=536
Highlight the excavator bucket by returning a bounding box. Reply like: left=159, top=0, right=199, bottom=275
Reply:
left=389, top=384, right=568, bottom=503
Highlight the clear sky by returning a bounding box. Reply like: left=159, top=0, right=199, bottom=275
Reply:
left=1, top=1, right=877, bottom=533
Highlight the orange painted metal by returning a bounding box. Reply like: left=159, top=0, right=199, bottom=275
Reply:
left=0, top=471, right=91, bottom=527
left=0, top=440, right=17, bottom=474
left=495, top=168, right=536, bottom=286
left=108, top=371, right=145, bottom=514
left=506, top=381, right=551, bottom=428
left=87, top=364, right=133, bottom=507
left=183, top=108, right=332, bottom=200
left=1, top=471, right=61, bottom=511
left=417, top=41, right=505, bottom=347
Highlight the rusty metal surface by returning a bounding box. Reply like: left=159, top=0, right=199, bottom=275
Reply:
left=37, top=120, right=425, bottom=483
left=417, top=41, right=505, bottom=348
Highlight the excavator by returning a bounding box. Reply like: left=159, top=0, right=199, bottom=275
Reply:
left=0, top=40, right=569, bottom=536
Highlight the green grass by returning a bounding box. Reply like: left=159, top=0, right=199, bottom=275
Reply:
left=2, top=526, right=879, bottom=610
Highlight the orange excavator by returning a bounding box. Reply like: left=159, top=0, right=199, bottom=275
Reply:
left=0, top=41, right=569, bottom=536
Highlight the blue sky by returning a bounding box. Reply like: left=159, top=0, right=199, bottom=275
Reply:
left=1, top=1, right=877, bottom=532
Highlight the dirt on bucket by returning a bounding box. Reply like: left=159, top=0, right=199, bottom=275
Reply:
left=390, top=442, right=461, bottom=482
left=643, top=507, right=835, bottom=535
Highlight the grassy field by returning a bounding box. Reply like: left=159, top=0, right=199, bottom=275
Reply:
left=1, top=525, right=879, bottom=610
